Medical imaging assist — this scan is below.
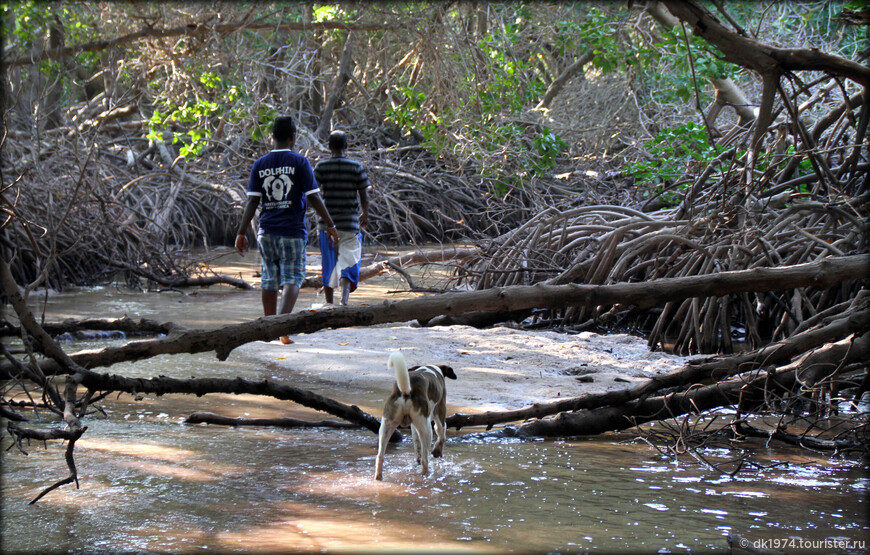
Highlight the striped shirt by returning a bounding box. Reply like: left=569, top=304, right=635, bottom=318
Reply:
left=313, top=156, right=369, bottom=232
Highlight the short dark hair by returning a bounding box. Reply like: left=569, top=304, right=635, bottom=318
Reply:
left=272, top=116, right=296, bottom=142
left=328, top=130, right=348, bottom=151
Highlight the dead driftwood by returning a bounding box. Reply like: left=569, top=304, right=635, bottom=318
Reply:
left=0, top=316, right=183, bottom=339
left=4, top=254, right=866, bottom=378
left=501, top=330, right=868, bottom=445
left=448, top=293, right=870, bottom=432
left=185, top=411, right=358, bottom=429
left=73, top=370, right=394, bottom=440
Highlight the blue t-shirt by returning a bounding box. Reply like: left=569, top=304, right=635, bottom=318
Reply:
left=247, top=149, right=319, bottom=239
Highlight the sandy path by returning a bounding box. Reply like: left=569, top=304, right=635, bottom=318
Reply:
left=236, top=323, right=689, bottom=415
left=223, top=248, right=689, bottom=416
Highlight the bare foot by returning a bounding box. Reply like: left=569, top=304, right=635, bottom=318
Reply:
left=280, top=336, right=294, bottom=345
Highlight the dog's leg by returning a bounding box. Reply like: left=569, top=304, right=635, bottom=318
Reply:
left=432, top=415, right=447, bottom=459
left=410, top=425, right=422, bottom=465
left=410, top=413, right=432, bottom=475
left=431, top=397, right=448, bottom=458
left=374, top=418, right=397, bottom=481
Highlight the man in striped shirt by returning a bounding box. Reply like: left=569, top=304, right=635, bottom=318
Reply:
left=314, top=130, right=370, bottom=306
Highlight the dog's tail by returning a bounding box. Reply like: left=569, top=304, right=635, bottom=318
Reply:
left=388, top=351, right=411, bottom=395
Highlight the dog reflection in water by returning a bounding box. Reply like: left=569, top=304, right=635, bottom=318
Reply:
left=374, top=351, right=457, bottom=481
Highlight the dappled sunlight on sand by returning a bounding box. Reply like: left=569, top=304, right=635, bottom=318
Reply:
left=244, top=320, right=690, bottom=416
left=9, top=249, right=865, bottom=554
left=79, top=438, right=198, bottom=459
left=211, top=502, right=496, bottom=553
left=79, top=438, right=244, bottom=481
left=112, top=460, right=229, bottom=481
left=195, top=393, right=307, bottom=419
left=459, top=365, right=529, bottom=378
left=291, top=343, right=382, bottom=360
left=452, top=401, right=516, bottom=413
left=301, top=470, right=426, bottom=501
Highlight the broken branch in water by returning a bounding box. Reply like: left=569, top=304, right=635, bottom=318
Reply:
left=184, top=411, right=359, bottom=429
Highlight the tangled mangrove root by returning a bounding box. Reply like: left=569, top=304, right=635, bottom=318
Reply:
left=456, top=83, right=868, bottom=355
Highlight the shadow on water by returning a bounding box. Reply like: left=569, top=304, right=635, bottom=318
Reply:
left=2, top=247, right=868, bottom=553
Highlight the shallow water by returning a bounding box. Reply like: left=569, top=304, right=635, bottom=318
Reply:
left=3, top=410, right=868, bottom=553
left=2, top=247, right=868, bottom=553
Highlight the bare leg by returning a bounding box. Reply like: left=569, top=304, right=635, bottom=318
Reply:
left=278, top=284, right=299, bottom=314
left=323, top=286, right=334, bottom=304
left=262, top=290, right=278, bottom=316
left=276, top=284, right=299, bottom=344
left=339, top=277, right=351, bottom=306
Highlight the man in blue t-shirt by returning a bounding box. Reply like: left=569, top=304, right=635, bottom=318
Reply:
left=235, top=116, right=338, bottom=344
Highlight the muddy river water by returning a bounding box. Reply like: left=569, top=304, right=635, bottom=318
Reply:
left=2, top=247, right=868, bottom=553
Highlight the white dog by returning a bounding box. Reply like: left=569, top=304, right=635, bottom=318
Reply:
left=374, top=351, right=457, bottom=480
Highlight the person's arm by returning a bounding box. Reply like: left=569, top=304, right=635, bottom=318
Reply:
left=235, top=196, right=260, bottom=256
left=358, top=187, right=370, bottom=228
left=308, top=192, right=339, bottom=245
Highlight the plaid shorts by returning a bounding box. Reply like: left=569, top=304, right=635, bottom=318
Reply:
left=256, top=234, right=306, bottom=290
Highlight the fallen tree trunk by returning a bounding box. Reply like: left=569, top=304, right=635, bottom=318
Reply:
left=184, top=411, right=358, bottom=429
left=73, top=369, right=397, bottom=440
left=473, top=328, right=870, bottom=441
left=1, top=245, right=477, bottom=339
left=447, top=296, right=870, bottom=430
left=5, top=254, right=866, bottom=377
left=0, top=316, right=183, bottom=338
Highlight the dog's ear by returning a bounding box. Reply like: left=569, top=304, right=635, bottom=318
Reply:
left=440, top=365, right=457, bottom=380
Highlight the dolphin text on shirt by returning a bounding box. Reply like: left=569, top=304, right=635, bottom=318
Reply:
left=259, top=166, right=296, bottom=178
